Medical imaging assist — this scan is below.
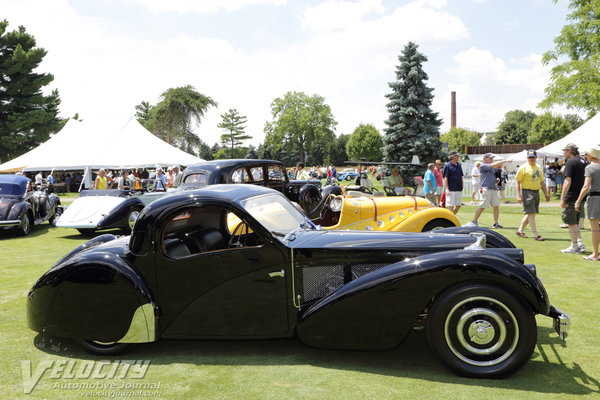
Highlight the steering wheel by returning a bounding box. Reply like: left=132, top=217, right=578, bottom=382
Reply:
left=228, top=221, right=248, bottom=248
left=320, top=194, right=333, bottom=221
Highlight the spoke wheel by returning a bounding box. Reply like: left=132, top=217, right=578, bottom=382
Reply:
left=426, top=284, right=536, bottom=378
left=18, top=213, right=31, bottom=236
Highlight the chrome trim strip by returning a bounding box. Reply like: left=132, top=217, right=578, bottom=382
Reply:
left=118, top=303, right=156, bottom=343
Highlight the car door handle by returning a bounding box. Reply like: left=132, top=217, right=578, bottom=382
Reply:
left=268, top=269, right=285, bottom=278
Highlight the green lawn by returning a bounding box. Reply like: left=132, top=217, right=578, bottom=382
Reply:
left=1, top=205, right=599, bottom=399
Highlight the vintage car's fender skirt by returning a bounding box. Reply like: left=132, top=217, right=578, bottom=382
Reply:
left=96, top=197, right=145, bottom=230
left=296, top=250, right=547, bottom=351
left=27, top=251, right=156, bottom=344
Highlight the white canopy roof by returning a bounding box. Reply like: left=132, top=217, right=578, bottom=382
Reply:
left=538, top=113, right=600, bottom=157
left=0, top=117, right=203, bottom=172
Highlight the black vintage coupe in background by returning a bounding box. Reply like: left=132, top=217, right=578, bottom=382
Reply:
left=0, top=174, right=62, bottom=236
left=180, top=159, right=324, bottom=214
left=27, top=184, right=569, bottom=378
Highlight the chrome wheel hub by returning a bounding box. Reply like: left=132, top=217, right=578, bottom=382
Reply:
left=468, top=320, right=495, bottom=345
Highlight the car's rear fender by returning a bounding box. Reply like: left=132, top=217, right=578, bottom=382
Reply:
left=296, top=249, right=548, bottom=351
left=97, top=197, right=144, bottom=229
left=27, top=251, right=156, bottom=344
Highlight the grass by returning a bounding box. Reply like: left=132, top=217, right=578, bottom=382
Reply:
left=0, top=205, right=599, bottom=399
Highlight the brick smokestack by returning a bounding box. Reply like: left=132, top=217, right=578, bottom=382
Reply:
left=451, top=91, right=456, bottom=128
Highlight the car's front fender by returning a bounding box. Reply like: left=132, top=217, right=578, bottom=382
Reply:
left=296, top=249, right=548, bottom=351
left=389, top=207, right=460, bottom=232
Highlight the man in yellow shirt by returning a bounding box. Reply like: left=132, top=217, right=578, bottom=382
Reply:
left=515, top=150, right=551, bottom=240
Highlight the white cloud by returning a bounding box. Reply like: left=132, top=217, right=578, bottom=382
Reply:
left=120, top=0, right=287, bottom=14
left=300, top=0, right=385, bottom=32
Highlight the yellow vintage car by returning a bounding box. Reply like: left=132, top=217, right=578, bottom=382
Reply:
left=315, top=193, right=460, bottom=232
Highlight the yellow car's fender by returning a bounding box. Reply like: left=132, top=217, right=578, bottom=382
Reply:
left=390, top=206, right=460, bottom=232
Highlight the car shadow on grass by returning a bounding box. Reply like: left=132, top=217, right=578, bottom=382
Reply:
left=34, top=327, right=599, bottom=396
left=0, top=221, right=52, bottom=240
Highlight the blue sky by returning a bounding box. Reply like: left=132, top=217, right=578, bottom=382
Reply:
left=4, top=0, right=572, bottom=147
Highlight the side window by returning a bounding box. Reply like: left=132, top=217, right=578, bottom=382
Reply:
left=182, top=173, right=208, bottom=186
left=250, top=167, right=264, bottom=182
left=267, top=165, right=285, bottom=182
left=162, top=206, right=263, bottom=258
left=231, top=168, right=248, bottom=183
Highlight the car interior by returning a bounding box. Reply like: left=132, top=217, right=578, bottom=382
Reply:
left=162, top=205, right=262, bottom=258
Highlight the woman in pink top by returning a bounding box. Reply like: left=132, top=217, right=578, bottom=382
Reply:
left=433, top=160, right=444, bottom=206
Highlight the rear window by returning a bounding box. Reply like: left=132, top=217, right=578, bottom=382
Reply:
left=0, top=182, right=26, bottom=196
left=182, top=173, right=208, bottom=186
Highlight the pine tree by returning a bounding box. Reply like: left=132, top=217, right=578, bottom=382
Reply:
left=218, top=108, right=251, bottom=159
left=382, top=42, right=442, bottom=186
left=0, top=20, right=63, bottom=162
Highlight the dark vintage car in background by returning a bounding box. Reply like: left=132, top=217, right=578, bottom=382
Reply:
left=27, top=184, right=569, bottom=378
left=0, top=174, right=62, bottom=236
left=180, top=159, right=324, bottom=213
left=55, top=179, right=169, bottom=234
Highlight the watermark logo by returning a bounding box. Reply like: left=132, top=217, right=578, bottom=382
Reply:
left=21, top=359, right=151, bottom=394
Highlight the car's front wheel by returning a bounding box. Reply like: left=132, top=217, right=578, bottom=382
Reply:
left=77, top=340, right=132, bottom=355
left=422, top=218, right=456, bottom=232
left=345, top=175, right=351, bottom=181
left=426, top=283, right=536, bottom=378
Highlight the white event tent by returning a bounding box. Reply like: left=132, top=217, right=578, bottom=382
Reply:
left=0, top=116, right=203, bottom=172
left=538, top=113, right=600, bottom=156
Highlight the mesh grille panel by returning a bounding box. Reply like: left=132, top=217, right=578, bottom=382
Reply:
left=301, top=265, right=344, bottom=302
left=300, top=263, right=391, bottom=303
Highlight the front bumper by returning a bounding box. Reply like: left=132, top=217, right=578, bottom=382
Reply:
left=548, top=305, right=570, bottom=341
left=0, top=219, right=22, bottom=228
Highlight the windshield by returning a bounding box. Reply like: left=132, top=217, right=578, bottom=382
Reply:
left=240, top=193, right=311, bottom=234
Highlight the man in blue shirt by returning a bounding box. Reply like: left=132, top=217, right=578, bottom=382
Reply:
left=423, top=163, right=437, bottom=204
left=472, top=153, right=511, bottom=228
left=442, top=150, right=464, bottom=214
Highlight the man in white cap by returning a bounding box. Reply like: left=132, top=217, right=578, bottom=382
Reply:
left=471, top=153, right=511, bottom=228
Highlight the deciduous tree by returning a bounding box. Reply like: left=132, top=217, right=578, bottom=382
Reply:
left=263, top=91, right=336, bottom=165
left=494, top=110, right=537, bottom=144
left=541, top=0, right=600, bottom=115
left=528, top=112, right=572, bottom=144
left=346, top=123, right=383, bottom=161
left=440, top=127, right=480, bottom=153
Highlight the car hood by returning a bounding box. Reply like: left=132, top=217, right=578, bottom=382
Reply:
left=56, top=196, right=126, bottom=228
left=0, top=196, right=20, bottom=220
left=290, top=229, right=478, bottom=252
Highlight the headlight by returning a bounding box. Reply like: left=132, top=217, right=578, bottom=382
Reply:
left=330, top=197, right=343, bottom=212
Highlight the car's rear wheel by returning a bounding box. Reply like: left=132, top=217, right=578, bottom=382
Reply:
left=345, top=175, right=351, bottom=181
left=426, top=283, right=536, bottom=378
left=422, top=218, right=456, bottom=232
left=18, top=213, right=31, bottom=236
left=77, top=340, right=132, bottom=355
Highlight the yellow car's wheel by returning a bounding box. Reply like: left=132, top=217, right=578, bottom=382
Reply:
left=422, top=218, right=456, bottom=232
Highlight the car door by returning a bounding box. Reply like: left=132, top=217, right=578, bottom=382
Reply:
left=155, top=203, right=290, bottom=339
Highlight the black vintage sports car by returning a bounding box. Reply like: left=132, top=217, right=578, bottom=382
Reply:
left=0, top=174, right=62, bottom=236
left=180, top=159, right=324, bottom=214
left=27, top=185, right=569, bottom=378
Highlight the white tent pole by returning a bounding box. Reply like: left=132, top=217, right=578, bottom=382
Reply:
left=79, top=167, right=89, bottom=192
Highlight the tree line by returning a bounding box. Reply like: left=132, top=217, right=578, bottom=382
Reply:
left=2, top=0, right=599, bottom=171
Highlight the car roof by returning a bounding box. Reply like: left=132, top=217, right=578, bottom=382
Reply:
left=184, top=159, right=284, bottom=174
left=0, top=174, right=31, bottom=185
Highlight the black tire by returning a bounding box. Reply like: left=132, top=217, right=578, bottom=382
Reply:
left=77, top=340, right=132, bottom=356
left=422, top=218, right=456, bottom=232
left=18, top=213, right=31, bottom=236
left=426, top=283, right=537, bottom=378
left=345, top=175, right=351, bottom=181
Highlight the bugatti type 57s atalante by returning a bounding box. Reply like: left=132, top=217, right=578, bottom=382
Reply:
left=27, top=185, right=569, bottom=378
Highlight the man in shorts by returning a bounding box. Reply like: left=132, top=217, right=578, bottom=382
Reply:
left=433, top=160, right=444, bottom=206
left=560, top=143, right=587, bottom=253
left=472, top=153, right=511, bottom=228
left=442, top=150, right=464, bottom=214
left=515, top=150, right=551, bottom=240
